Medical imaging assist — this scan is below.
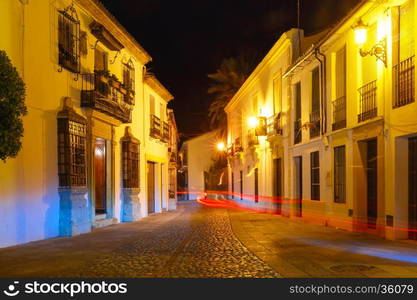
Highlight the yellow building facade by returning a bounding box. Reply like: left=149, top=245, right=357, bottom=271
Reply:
left=0, top=0, right=177, bottom=247
left=226, top=0, right=417, bottom=240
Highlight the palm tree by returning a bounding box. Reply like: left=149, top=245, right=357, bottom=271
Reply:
left=207, top=53, right=258, bottom=137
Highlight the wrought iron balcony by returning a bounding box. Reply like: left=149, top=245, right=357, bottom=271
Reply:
left=247, top=129, right=259, bottom=147
left=309, top=110, right=320, bottom=138
left=267, top=113, right=283, bottom=137
left=332, top=96, right=346, bottom=131
left=227, top=137, right=243, bottom=156
left=234, top=137, right=243, bottom=153
left=294, top=118, right=302, bottom=144
left=162, top=121, right=170, bottom=143
left=358, top=80, right=377, bottom=123
left=150, top=115, right=161, bottom=139
left=393, top=55, right=415, bottom=108
left=81, top=73, right=133, bottom=123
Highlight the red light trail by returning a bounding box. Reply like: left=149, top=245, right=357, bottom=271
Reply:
left=177, top=190, right=417, bottom=234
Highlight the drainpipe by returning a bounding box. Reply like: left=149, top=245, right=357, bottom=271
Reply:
left=314, top=47, right=327, bottom=136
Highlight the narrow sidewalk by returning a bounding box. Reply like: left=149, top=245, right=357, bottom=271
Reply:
left=229, top=209, right=417, bottom=277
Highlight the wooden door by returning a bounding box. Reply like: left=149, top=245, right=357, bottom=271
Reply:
left=367, top=139, right=377, bottom=228
left=94, top=138, right=106, bottom=214
left=294, top=156, right=303, bottom=217
left=147, top=161, right=155, bottom=214
left=409, top=137, right=417, bottom=240
left=273, top=158, right=282, bottom=214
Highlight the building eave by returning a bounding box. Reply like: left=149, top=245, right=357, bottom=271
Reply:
left=144, top=74, right=174, bottom=102
left=283, top=0, right=371, bottom=78
left=224, top=30, right=294, bottom=113
left=76, top=0, right=152, bottom=65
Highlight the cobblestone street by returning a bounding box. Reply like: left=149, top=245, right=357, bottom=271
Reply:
left=1, top=201, right=417, bottom=278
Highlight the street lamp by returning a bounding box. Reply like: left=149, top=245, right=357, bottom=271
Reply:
left=353, top=19, right=387, bottom=67
left=247, top=116, right=259, bottom=129
left=353, top=19, right=368, bottom=44
left=216, top=141, right=226, bottom=152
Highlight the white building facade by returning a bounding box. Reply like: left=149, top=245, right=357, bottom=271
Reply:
left=0, top=0, right=176, bottom=247
left=226, top=0, right=417, bottom=241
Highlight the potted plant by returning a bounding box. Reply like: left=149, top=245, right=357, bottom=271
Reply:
left=94, top=69, right=110, bottom=83
left=110, top=74, right=121, bottom=89
left=128, top=89, right=135, bottom=97
left=125, top=88, right=135, bottom=104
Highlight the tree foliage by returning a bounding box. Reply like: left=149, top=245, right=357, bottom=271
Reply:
left=207, top=53, right=258, bottom=137
left=0, top=50, right=27, bottom=162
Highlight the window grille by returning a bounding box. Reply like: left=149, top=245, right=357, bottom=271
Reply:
left=121, top=127, right=140, bottom=188
left=393, top=55, right=415, bottom=108
left=58, top=5, right=80, bottom=73
left=57, top=99, right=87, bottom=187
left=358, top=80, right=377, bottom=123
left=332, top=96, right=346, bottom=131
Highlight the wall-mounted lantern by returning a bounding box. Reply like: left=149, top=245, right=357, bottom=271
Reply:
left=353, top=19, right=387, bottom=67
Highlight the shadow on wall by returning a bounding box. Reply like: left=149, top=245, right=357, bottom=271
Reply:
left=42, top=109, right=60, bottom=240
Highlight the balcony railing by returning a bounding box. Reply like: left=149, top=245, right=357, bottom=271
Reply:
left=309, top=110, right=320, bottom=138
left=247, top=129, right=259, bottom=147
left=150, top=115, right=161, bottom=139
left=358, top=80, right=377, bottom=123
left=234, top=137, right=243, bottom=153
left=162, top=121, right=170, bottom=143
left=393, top=55, right=415, bottom=108
left=267, top=113, right=283, bottom=137
left=227, top=137, right=243, bottom=156
left=81, top=73, right=133, bottom=123
left=332, top=96, right=346, bottom=131
left=294, top=118, right=302, bottom=144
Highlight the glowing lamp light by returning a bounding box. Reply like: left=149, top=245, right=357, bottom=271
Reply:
left=247, top=116, right=259, bottom=129
left=353, top=19, right=368, bottom=45
left=260, top=106, right=272, bottom=118
left=216, top=141, right=226, bottom=151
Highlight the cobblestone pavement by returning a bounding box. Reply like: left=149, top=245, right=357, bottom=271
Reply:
left=2, top=201, right=417, bottom=278
left=77, top=203, right=279, bottom=278
left=0, top=202, right=279, bottom=278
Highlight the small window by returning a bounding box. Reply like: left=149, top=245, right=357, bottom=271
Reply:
left=150, top=95, right=155, bottom=116
left=79, top=31, right=88, bottom=56
left=294, top=82, right=302, bottom=144
left=310, top=151, right=320, bottom=200
left=123, top=60, right=135, bottom=91
left=94, top=47, right=108, bottom=71
left=58, top=8, right=80, bottom=73
left=273, top=71, right=282, bottom=113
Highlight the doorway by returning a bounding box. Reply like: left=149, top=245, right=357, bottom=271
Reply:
left=366, top=139, right=377, bottom=228
left=273, top=158, right=282, bottom=214
left=254, top=168, right=259, bottom=203
left=147, top=161, right=156, bottom=214
left=294, top=156, right=302, bottom=217
left=94, top=138, right=107, bottom=214
left=409, top=137, right=417, bottom=240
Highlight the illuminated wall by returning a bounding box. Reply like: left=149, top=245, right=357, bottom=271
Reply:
left=0, top=0, right=173, bottom=247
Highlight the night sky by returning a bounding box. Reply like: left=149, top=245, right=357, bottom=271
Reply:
left=100, top=0, right=361, bottom=139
